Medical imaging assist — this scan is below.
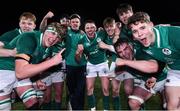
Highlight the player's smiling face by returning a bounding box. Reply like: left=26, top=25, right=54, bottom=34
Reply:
left=130, top=21, right=154, bottom=47
left=85, top=23, right=96, bottom=38
left=118, top=10, right=133, bottom=25
left=116, top=42, right=134, bottom=60
left=43, top=31, right=60, bottom=47
left=19, top=17, right=36, bottom=33
left=60, top=17, right=70, bottom=26
left=70, top=18, right=81, bottom=31
left=104, top=23, right=116, bottom=37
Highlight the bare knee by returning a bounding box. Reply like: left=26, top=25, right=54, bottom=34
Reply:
left=25, top=97, right=38, bottom=108
left=128, top=99, right=141, bottom=110
left=87, top=86, right=94, bottom=95
left=112, top=87, right=119, bottom=97
left=167, top=100, right=179, bottom=110
left=124, top=86, right=133, bottom=96
left=102, top=87, right=109, bottom=96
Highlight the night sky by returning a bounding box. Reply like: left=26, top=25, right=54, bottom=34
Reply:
left=0, top=0, right=180, bottom=34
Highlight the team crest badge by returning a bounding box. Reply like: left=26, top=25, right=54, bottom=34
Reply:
left=162, top=48, right=171, bottom=55
left=96, top=38, right=101, bottom=42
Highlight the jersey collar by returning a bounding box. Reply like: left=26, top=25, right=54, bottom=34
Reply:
left=40, top=33, right=43, bottom=46
left=153, top=27, right=160, bottom=47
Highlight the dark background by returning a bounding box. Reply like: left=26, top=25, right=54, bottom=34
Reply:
left=0, top=0, right=180, bottom=34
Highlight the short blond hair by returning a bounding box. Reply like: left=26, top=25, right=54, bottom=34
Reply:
left=19, top=12, right=36, bottom=23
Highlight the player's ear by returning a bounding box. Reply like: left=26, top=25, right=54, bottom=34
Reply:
left=149, top=22, right=154, bottom=27
left=33, top=24, right=36, bottom=29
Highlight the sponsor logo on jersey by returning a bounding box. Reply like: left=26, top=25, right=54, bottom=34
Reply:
left=162, top=48, right=172, bottom=55
left=89, top=49, right=99, bottom=55
left=144, top=50, right=153, bottom=55
left=85, top=43, right=90, bottom=47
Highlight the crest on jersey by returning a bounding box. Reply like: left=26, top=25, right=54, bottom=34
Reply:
left=96, top=38, right=101, bottom=42
left=162, top=48, right=171, bottom=55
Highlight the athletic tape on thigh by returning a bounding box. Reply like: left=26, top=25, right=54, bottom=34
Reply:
left=20, top=88, right=37, bottom=103
left=128, top=95, right=144, bottom=104
left=0, top=98, right=11, bottom=110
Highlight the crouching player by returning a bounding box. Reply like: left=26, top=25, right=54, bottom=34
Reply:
left=114, top=38, right=167, bottom=110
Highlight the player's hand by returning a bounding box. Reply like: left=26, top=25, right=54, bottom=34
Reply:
left=75, top=44, right=84, bottom=63
left=76, top=44, right=84, bottom=54
left=51, top=48, right=65, bottom=65
left=36, top=80, right=46, bottom=90
left=44, top=11, right=54, bottom=19
left=115, top=58, right=126, bottom=66
left=145, top=77, right=157, bottom=89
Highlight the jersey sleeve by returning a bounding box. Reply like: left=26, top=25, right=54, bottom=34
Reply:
left=97, top=30, right=107, bottom=42
left=15, top=33, right=37, bottom=61
left=168, top=26, right=180, bottom=50
left=0, top=29, right=19, bottom=46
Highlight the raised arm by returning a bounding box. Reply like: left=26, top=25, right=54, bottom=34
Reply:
left=39, top=11, right=54, bottom=31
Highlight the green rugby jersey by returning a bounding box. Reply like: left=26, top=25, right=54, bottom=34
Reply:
left=0, top=28, right=22, bottom=46
left=0, top=44, right=16, bottom=70
left=44, top=41, right=66, bottom=72
left=103, top=31, right=118, bottom=62
left=120, top=25, right=133, bottom=41
left=0, top=30, right=23, bottom=70
left=142, top=25, right=180, bottom=70
left=80, top=31, right=107, bottom=65
left=16, top=31, right=48, bottom=64
left=133, top=46, right=167, bottom=81
left=65, top=28, right=87, bottom=66
left=0, top=31, right=41, bottom=71
left=117, top=46, right=167, bottom=82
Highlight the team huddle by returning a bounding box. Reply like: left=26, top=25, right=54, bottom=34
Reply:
left=0, top=3, right=180, bottom=111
